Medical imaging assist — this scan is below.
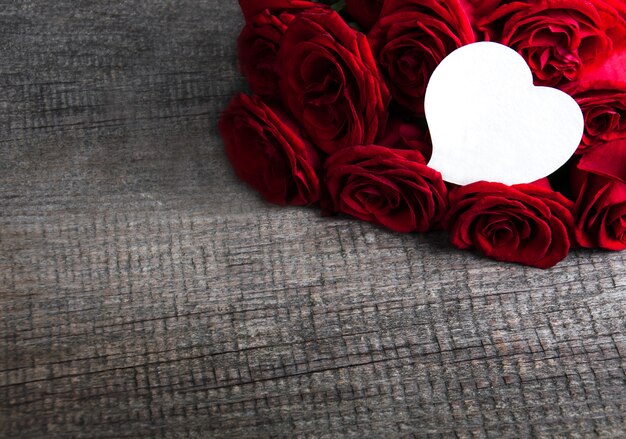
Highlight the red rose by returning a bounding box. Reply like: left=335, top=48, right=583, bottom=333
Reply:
left=219, top=94, right=320, bottom=206
left=563, top=50, right=626, bottom=153
left=237, top=2, right=326, bottom=98
left=477, top=0, right=626, bottom=87
left=369, top=0, right=475, bottom=116
left=277, top=9, right=390, bottom=154
left=378, top=117, right=432, bottom=161
left=345, top=0, right=384, bottom=31
left=322, top=145, right=448, bottom=232
left=238, top=0, right=318, bottom=22
left=571, top=139, right=626, bottom=250
left=238, top=11, right=296, bottom=98
left=447, top=181, right=575, bottom=268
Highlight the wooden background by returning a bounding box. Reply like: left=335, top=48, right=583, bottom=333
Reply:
left=1, top=1, right=625, bottom=437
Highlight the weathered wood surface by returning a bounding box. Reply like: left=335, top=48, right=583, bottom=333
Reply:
left=1, top=1, right=625, bottom=437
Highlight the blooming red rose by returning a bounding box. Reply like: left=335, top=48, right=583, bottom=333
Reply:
left=447, top=181, right=575, bottom=268
left=477, top=0, right=626, bottom=87
left=277, top=9, right=390, bottom=154
left=238, top=0, right=318, bottom=22
left=563, top=50, right=626, bottom=153
left=219, top=93, right=320, bottom=206
left=378, top=117, right=432, bottom=161
left=322, top=145, right=448, bottom=232
left=345, top=0, right=384, bottom=31
left=571, top=139, right=626, bottom=250
left=369, top=0, right=475, bottom=116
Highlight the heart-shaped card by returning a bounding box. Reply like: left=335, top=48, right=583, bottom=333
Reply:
left=425, top=42, right=585, bottom=186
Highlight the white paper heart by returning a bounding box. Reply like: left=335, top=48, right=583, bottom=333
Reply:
left=425, top=42, right=584, bottom=186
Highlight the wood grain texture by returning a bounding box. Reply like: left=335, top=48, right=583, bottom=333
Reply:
left=1, top=1, right=625, bottom=438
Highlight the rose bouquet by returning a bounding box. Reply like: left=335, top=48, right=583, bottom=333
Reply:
left=219, top=0, right=626, bottom=268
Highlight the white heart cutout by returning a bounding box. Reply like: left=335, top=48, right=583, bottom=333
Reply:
left=425, top=42, right=584, bottom=186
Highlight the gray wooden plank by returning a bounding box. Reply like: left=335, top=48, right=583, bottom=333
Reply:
left=1, top=1, right=625, bottom=438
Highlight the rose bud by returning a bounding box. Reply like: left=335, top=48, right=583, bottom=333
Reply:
left=447, top=180, right=575, bottom=268
left=277, top=9, right=391, bottom=154
left=219, top=93, right=321, bottom=206
left=368, top=0, right=475, bottom=117
left=570, top=139, right=626, bottom=250
left=322, top=145, right=448, bottom=233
